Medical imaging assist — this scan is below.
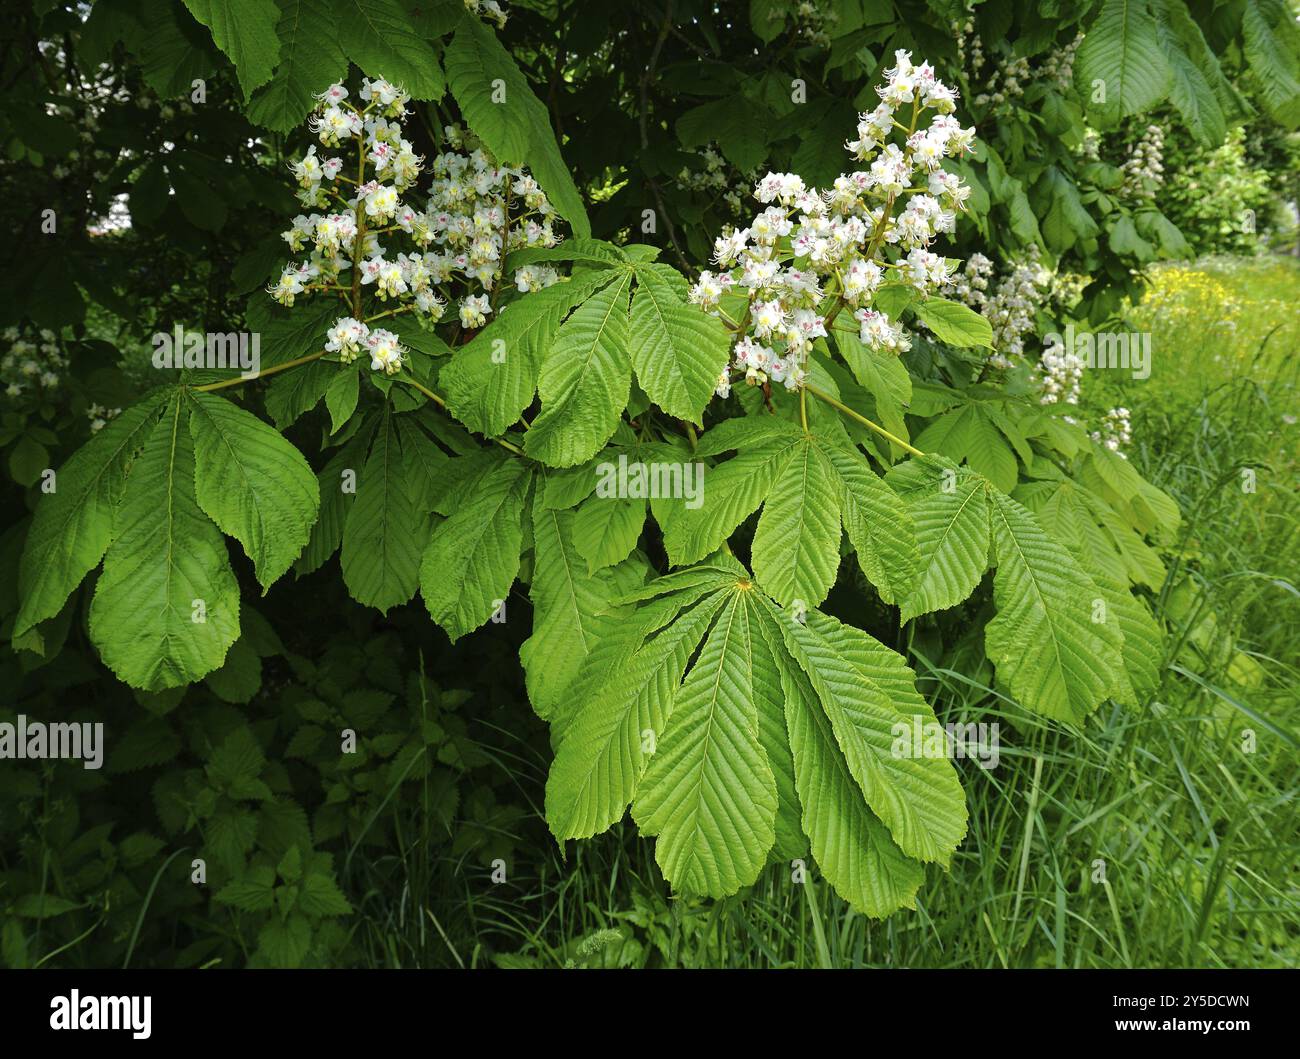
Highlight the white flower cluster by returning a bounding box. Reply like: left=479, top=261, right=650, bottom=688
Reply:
left=1120, top=124, right=1165, bottom=203
left=2, top=326, right=68, bottom=399
left=758, top=1, right=838, bottom=47
left=427, top=122, right=563, bottom=295
left=944, top=244, right=1051, bottom=366
left=1038, top=335, right=1084, bottom=406
left=956, top=22, right=1081, bottom=113
left=272, top=81, right=564, bottom=380
left=677, top=145, right=752, bottom=219
left=791, top=2, right=838, bottom=47
left=1091, top=406, right=1132, bottom=455
left=86, top=403, right=123, bottom=434
left=463, top=0, right=508, bottom=28
left=689, top=51, right=975, bottom=398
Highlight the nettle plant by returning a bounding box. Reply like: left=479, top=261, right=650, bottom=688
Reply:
left=15, top=55, right=1174, bottom=918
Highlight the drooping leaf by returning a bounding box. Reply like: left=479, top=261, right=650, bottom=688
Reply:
left=778, top=609, right=968, bottom=865
left=89, top=394, right=241, bottom=690
left=892, top=458, right=991, bottom=623
left=188, top=391, right=320, bottom=589
left=182, top=0, right=282, bottom=98
left=750, top=436, right=843, bottom=609
left=340, top=408, right=426, bottom=612
left=544, top=585, right=728, bottom=839
left=15, top=392, right=168, bottom=639
left=984, top=490, right=1125, bottom=723
left=333, top=0, right=445, bottom=100
left=245, top=0, right=348, bottom=133
left=632, top=587, right=779, bottom=897
left=525, top=271, right=633, bottom=467
left=420, top=460, right=530, bottom=640
left=776, top=632, right=925, bottom=917
left=1076, top=0, right=1172, bottom=123
left=443, top=13, right=589, bottom=234
left=627, top=267, right=731, bottom=423
left=522, top=499, right=637, bottom=717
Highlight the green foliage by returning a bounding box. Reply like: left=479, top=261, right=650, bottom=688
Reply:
left=2, top=0, right=1298, bottom=963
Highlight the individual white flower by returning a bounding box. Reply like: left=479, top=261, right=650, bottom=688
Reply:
left=688, top=270, right=727, bottom=310
left=366, top=328, right=405, bottom=374
left=316, top=83, right=349, bottom=106
left=291, top=146, right=323, bottom=187
left=375, top=259, right=408, bottom=299
left=268, top=263, right=311, bottom=306
left=364, top=183, right=400, bottom=222
left=459, top=293, right=492, bottom=329
left=713, top=228, right=749, bottom=267
left=513, top=264, right=559, bottom=292
left=752, top=299, right=787, bottom=339
left=326, top=317, right=369, bottom=363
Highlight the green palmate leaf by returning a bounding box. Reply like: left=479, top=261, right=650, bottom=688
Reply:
left=522, top=499, right=639, bottom=718
left=340, top=409, right=427, bottom=613
left=543, top=555, right=970, bottom=917
left=89, top=394, right=240, bottom=690
left=777, top=653, right=924, bottom=917
left=420, top=460, right=530, bottom=640
left=1093, top=573, right=1165, bottom=706
left=984, top=490, right=1124, bottom=723
left=188, top=391, right=320, bottom=590
left=15, top=391, right=168, bottom=639
left=572, top=494, right=644, bottom=573
left=914, top=404, right=1019, bottom=492
left=333, top=0, right=445, bottom=100
left=632, top=587, right=779, bottom=897
left=120, top=0, right=219, bottom=99
left=443, top=13, right=589, bottom=234
left=833, top=328, right=911, bottom=432
left=893, top=458, right=991, bottom=622
left=1076, top=0, right=1172, bottom=123
left=324, top=368, right=359, bottom=435
left=627, top=267, right=731, bottom=423
left=748, top=604, right=806, bottom=859
left=545, top=584, right=729, bottom=839
left=182, top=0, right=282, bottom=99
left=1243, top=0, right=1300, bottom=127
left=525, top=271, right=633, bottom=467
left=778, top=608, right=968, bottom=865
left=440, top=269, right=614, bottom=436
left=911, top=297, right=994, bottom=349
left=663, top=438, right=795, bottom=564
left=821, top=443, right=918, bottom=605
left=246, top=0, right=348, bottom=133
left=295, top=425, right=371, bottom=576
left=750, top=436, right=842, bottom=609
left=1152, top=0, right=1226, bottom=146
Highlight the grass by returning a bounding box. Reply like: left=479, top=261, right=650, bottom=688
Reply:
left=356, top=256, right=1300, bottom=969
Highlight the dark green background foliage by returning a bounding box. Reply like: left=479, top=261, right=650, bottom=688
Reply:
left=1, top=0, right=1298, bottom=967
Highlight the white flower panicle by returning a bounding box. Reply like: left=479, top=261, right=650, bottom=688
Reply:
left=1120, top=124, right=1166, bottom=203
left=677, top=144, right=754, bottom=220
left=688, top=52, right=976, bottom=396
left=463, top=0, right=508, bottom=28
left=956, top=22, right=1081, bottom=113
left=272, top=80, right=564, bottom=381
left=1038, top=334, right=1085, bottom=406
left=86, top=403, right=122, bottom=433
left=1091, top=406, right=1132, bottom=455
left=944, top=244, right=1051, bottom=367
left=2, top=326, right=69, bottom=400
